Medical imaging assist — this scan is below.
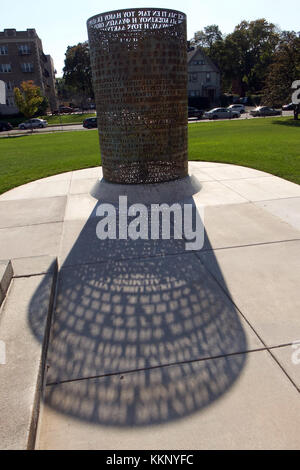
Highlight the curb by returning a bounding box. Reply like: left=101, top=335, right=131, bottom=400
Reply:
left=0, top=260, right=13, bottom=307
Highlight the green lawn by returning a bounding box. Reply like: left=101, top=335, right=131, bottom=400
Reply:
left=0, top=131, right=100, bottom=194
left=0, top=117, right=299, bottom=195
left=188, top=117, right=300, bottom=184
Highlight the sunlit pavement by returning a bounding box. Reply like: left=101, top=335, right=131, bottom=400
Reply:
left=0, top=162, right=299, bottom=449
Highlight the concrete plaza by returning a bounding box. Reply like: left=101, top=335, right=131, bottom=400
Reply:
left=0, top=162, right=299, bottom=449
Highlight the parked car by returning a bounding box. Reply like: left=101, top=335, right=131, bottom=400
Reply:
left=18, top=118, right=48, bottom=129
left=250, top=106, right=282, bottom=117
left=188, top=106, right=203, bottom=119
left=227, top=104, right=246, bottom=114
left=282, top=103, right=295, bottom=111
left=0, top=121, right=13, bottom=131
left=83, top=117, right=97, bottom=129
left=204, top=108, right=240, bottom=120
left=59, top=106, right=74, bottom=114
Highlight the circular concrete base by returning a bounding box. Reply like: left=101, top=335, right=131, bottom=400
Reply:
left=90, top=174, right=202, bottom=204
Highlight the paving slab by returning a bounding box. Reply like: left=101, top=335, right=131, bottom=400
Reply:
left=221, top=176, right=300, bottom=202
left=59, top=217, right=188, bottom=267
left=0, top=222, right=63, bottom=260
left=202, top=164, right=271, bottom=181
left=0, top=196, right=67, bottom=228
left=200, top=202, right=300, bottom=250
left=71, top=167, right=103, bottom=180
left=271, top=345, right=300, bottom=390
left=11, top=256, right=57, bottom=278
left=0, top=180, right=70, bottom=201
left=46, top=253, right=262, bottom=384
left=0, top=272, right=56, bottom=449
left=192, top=181, right=248, bottom=206
left=188, top=161, right=224, bottom=169
left=64, top=194, right=97, bottom=221
left=38, top=171, right=73, bottom=183
left=37, top=350, right=300, bottom=450
left=255, top=197, right=300, bottom=231
left=199, top=240, right=300, bottom=347
left=69, top=178, right=99, bottom=195
left=187, top=168, right=214, bottom=181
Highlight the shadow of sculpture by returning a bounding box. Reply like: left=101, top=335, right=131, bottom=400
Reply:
left=28, top=186, right=248, bottom=427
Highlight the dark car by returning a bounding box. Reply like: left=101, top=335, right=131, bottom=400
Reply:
left=282, top=103, right=295, bottom=111
left=250, top=106, right=282, bottom=117
left=0, top=121, right=13, bottom=131
left=188, top=107, right=203, bottom=119
left=83, top=117, right=97, bottom=129
left=59, top=106, right=74, bottom=114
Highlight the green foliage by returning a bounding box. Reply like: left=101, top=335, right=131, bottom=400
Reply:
left=190, top=25, right=223, bottom=48
left=56, top=77, right=78, bottom=104
left=13, top=81, right=44, bottom=118
left=263, top=32, right=300, bottom=107
left=191, top=19, right=280, bottom=95
left=63, top=42, right=94, bottom=101
left=36, top=96, right=49, bottom=116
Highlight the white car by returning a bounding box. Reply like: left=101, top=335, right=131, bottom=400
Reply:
left=204, top=108, right=240, bottom=120
left=18, top=118, right=48, bottom=129
left=227, top=104, right=246, bottom=114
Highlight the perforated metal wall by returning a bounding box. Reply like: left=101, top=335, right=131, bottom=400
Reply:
left=87, top=8, right=188, bottom=184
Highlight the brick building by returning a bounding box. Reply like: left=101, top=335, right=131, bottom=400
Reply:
left=188, top=47, right=221, bottom=107
left=0, top=28, right=58, bottom=115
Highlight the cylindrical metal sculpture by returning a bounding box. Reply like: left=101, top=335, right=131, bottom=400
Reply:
left=87, top=8, right=188, bottom=184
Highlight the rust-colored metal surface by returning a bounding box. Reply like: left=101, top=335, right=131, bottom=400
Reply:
left=87, top=8, right=188, bottom=184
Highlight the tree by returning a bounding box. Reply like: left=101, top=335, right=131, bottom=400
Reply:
left=13, top=80, right=44, bottom=118
left=190, top=19, right=280, bottom=95
left=221, top=19, right=280, bottom=94
left=191, top=25, right=223, bottom=49
left=36, top=96, right=49, bottom=116
left=63, top=42, right=94, bottom=106
left=263, top=31, right=300, bottom=108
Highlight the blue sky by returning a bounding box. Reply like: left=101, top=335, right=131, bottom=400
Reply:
left=1, top=0, right=299, bottom=76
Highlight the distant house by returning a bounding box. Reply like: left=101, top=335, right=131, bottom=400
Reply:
left=187, top=47, right=221, bottom=107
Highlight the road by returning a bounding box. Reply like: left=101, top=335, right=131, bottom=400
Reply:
left=0, top=110, right=294, bottom=138
left=189, top=110, right=294, bottom=123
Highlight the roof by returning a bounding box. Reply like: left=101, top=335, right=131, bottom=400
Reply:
left=187, top=47, right=220, bottom=73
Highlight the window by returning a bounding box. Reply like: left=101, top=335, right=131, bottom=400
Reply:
left=0, top=45, right=8, bottom=55
left=188, top=73, right=197, bottom=82
left=206, top=72, right=211, bottom=82
left=6, top=81, right=14, bottom=90
left=6, top=97, right=15, bottom=107
left=0, top=63, right=11, bottom=73
left=21, top=63, right=34, bottom=72
left=18, top=44, right=31, bottom=55
left=189, top=90, right=201, bottom=97
left=192, top=60, right=204, bottom=65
